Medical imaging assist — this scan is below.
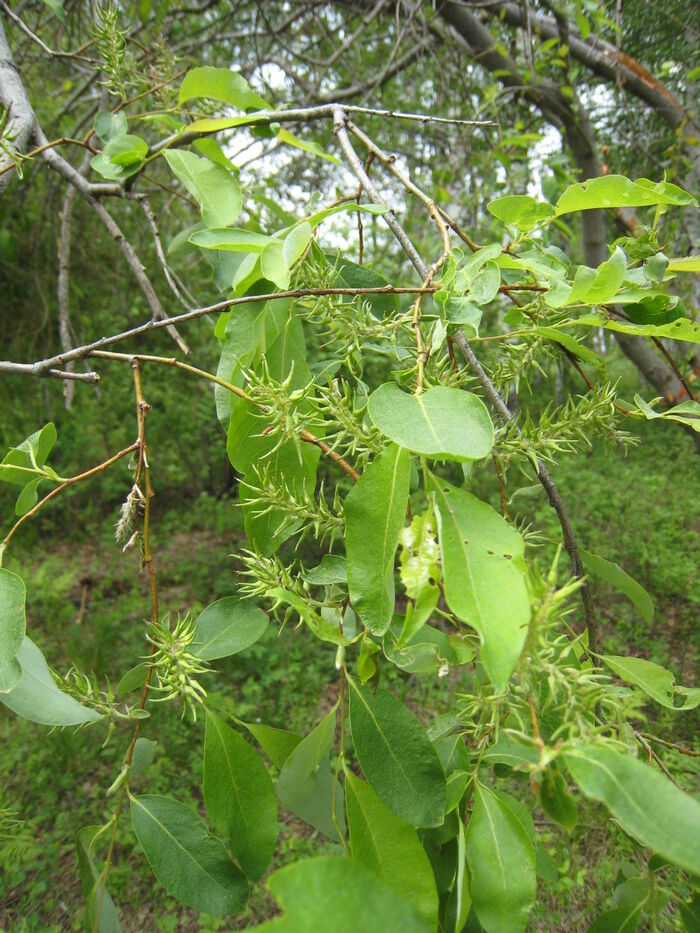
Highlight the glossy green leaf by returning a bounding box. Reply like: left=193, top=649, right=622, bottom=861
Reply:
left=76, top=826, right=122, bottom=933
left=275, top=127, right=341, bottom=164
left=565, top=744, right=700, bottom=874
left=130, top=794, right=248, bottom=915
left=367, top=384, right=494, bottom=462
left=465, top=782, right=536, bottom=933
left=0, top=637, right=101, bottom=725
left=601, top=655, right=698, bottom=710
left=192, top=597, right=268, bottom=660
left=204, top=711, right=278, bottom=882
left=163, top=150, right=242, bottom=228
left=178, top=66, right=269, bottom=110
left=277, top=708, right=345, bottom=841
left=257, top=856, right=432, bottom=932
left=555, top=176, right=697, bottom=215
left=0, top=568, right=25, bottom=692
left=429, top=475, right=530, bottom=689
left=242, top=721, right=303, bottom=769
left=348, top=679, right=446, bottom=827
left=580, top=548, right=654, bottom=621
left=344, top=444, right=410, bottom=635
left=345, top=770, right=438, bottom=927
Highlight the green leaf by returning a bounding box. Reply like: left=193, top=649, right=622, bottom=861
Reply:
left=178, top=66, right=269, bottom=110
left=565, top=744, right=700, bottom=874
left=445, top=821, right=470, bottom=933
left=470, top=261, right=501, bottom=304
left=487, top=195, right=554, bottom=231
left=130, top=794, right=248, bottom=915
left=241, top=721, right=303, bottom=769
left=568, top=247, right=627, bottom=306
left=580, top=548, right=654, bottom=621
left=302, top=554, right=347, bottom=585
left=0, top=637, right=101, bottom=725
left=95, top=111, right=128, bottom=143
left=679, top=893, right=700, bottom=932
left=326, top=253, right=400, bottom=316
left=76, top=826, right=122, bottom=933
left=192, top=597, right=268, bottom=660
left=481, top=736, right=539, bottom=770
left=576, top=312, right=700, bottom=346
left=257, top=856, right=432, bottom=932
left=537, top=327, right=605, bottom=370
left=163, top=150, right=242, bottom=228
left=189, top=228, right=270, bottom=252
left=117, top=662, right=149, bottom=695
left=634, top=394, right=700, bottom=433
left=345, top=770, right=438, bottom=928
left=347, top=679, right=446, bottom=828
left=0, top=568, right=25, bottom=692
left=667, top=255, right=700, bottom=273
left=540, top=767, right=578, bottom=831
left=41, top=0, right=65, bottom=21
left=428, top=475, right=530, bottom=689
left=261, top=238, right=290, bottom=289
left=276, top=127, right=341, bottom=165
left=344, top=444, right=410, bottom=635
left=277, top=708, right=345, bottom=841
left=204, top=711, right=278, bottom=882
left=129, top=738, right=157, bottom=777
left=92, top=135, right=148, bottom=180
left=14, top=422, right=57, bottom=469
left=465, top=782, right=536, bottom=933
left=367, top=384, right=494, bottom=462
left=587, top=903, right=645, bottom=932
left=601, top=655, right=698, bottom=710
left=555, top=176, right=697, bottom=215
left=14, top=477, right=42, bottom=516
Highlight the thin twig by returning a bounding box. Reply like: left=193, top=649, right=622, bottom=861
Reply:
left=2, top=442, right=138, bottom=548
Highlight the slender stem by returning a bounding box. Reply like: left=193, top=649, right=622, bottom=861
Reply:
left=93, top=363, right=159, bottom=933
left=91, top=351, right=361, bottom=482
left=0, top=287, right=437, bottom=379
left=2, top=443, right=138, bottom=548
